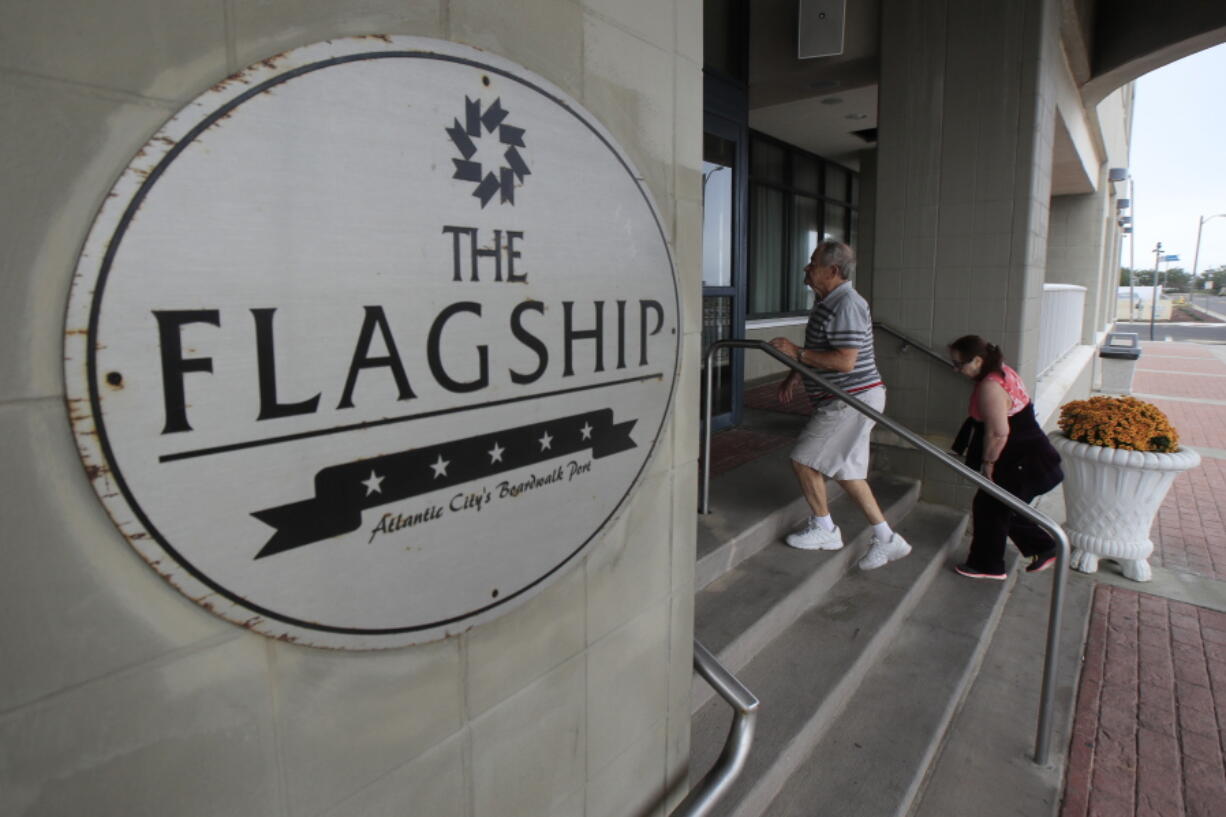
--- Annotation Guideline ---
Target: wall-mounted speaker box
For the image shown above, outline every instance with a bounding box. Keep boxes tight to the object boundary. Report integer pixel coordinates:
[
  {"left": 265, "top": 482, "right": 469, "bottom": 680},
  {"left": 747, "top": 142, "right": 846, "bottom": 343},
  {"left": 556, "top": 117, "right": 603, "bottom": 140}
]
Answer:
[{"left": 798, "top": 0, "right": 846, "bottom": 59}]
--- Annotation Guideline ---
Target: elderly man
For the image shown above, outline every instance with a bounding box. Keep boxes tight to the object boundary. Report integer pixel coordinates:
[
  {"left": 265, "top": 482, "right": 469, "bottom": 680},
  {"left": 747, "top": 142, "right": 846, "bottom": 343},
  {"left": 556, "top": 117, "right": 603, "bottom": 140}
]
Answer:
[{"left": 768, "top": 240, "right": 910, "bottom": 570}]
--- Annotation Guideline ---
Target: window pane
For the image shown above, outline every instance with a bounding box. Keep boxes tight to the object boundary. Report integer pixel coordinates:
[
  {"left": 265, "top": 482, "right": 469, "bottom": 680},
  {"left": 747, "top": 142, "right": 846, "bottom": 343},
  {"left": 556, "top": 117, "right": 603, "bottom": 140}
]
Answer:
[
  {"left": 850, "top": 174, "right": 860, "bottom": 206},
  {"left": 788, "top": 195, "right": 819, "bottom": 312},
  {"left": 826, "top": 163, "right": 849, "bottom": 202},
  {"left": 751, "top": 138, "right": 785, "bottom": 186},
  {"left": 824, "top": 203, "right": 849, "bottom": 244},
  {"left": 702, "top": 133, "right": 735, "bottom": 287},
  {"left": 702, "top": 295, "right": 734, "bottom": 416},
  {"left": 792, "top": 153, "right": 818, "bottom": 194},
  {"left": 749, "top": 185, "right": 784, "bottom": 314}
]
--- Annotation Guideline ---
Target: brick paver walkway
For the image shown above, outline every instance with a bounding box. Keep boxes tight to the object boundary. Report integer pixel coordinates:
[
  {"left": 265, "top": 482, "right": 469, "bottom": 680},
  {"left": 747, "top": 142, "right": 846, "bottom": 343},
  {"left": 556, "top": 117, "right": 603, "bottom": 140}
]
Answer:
[
  {"left": 1148, "top": 400, "right": 1226, "bottom": 452},
  {"left": 1133, "top": 369, "right": 1226, "bottom": 401},
  {"left": 1133, "top": 343, "right": 1226, "bottom": 582},
  {"left": 744, "top": 380, "right": 811, "bottom": 415},
  {"left": 1152, "top": 458, "right": 1226, "bottom": 581},
  {"left": 1139, "top": 345, "right": 1217, "bottom": 360},
  {"left": 707, "top": 428, "right": 792, "bottom": 478},
  {"left": 1063, "top": 341, "right": 1226, "bottom": 817},
  {"left": 1062, "top": 586, "right": 1226, "bottom": 817},
  {"left": 1138, "top": 358, "right": 1226, "bottom": 375}
]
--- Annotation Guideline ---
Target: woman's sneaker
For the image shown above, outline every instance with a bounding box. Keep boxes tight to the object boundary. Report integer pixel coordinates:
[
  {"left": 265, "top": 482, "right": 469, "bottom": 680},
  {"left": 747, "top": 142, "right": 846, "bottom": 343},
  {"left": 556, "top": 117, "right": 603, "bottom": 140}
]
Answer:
[
  {"left": 785, "top": 518, "right": 844, "bottom": 550},
  {"left": 858, "top": 533, "right": 911, "bottom": 570},
  {"left": 1026, "top": 550, "right": 1059, "bottom": 573},
  {"left": 954, "top": 563, "right": 1008, "bottom": 580}
]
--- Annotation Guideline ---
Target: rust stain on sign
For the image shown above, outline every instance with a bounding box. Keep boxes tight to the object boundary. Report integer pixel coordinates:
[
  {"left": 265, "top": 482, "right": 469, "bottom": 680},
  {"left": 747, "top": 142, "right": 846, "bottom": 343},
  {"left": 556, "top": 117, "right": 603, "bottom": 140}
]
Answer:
[{"left": 83, "top": 463, "right": 109, "bottom": 482}]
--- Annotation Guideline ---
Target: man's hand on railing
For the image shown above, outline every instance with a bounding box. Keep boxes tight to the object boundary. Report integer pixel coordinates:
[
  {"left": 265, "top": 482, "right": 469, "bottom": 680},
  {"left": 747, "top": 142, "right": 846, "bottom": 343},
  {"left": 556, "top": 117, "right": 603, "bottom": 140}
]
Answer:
[
  {"left": 769, "top": 337, "right": 803, "bottom": 404},
  {"left": 768, "top": 335, "right": 800, "bottom": 361}
]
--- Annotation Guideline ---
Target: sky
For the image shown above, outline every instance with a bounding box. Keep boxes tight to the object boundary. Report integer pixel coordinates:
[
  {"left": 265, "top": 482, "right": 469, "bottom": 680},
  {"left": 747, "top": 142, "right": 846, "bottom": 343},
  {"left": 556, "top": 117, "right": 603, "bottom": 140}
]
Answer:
[{"left": 1127, "top": 43, "right": 1226, "bottom": 277}]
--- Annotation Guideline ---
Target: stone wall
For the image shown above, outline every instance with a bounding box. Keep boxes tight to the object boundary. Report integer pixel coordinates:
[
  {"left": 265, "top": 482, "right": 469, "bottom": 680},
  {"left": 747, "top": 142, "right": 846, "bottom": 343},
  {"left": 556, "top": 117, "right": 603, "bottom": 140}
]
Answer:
[
  {"left": 871, "top": 0, "right": 1064, "bottom": 506},
  {"left": 0, "top": 3, "right": 702, "bottom": 816}
]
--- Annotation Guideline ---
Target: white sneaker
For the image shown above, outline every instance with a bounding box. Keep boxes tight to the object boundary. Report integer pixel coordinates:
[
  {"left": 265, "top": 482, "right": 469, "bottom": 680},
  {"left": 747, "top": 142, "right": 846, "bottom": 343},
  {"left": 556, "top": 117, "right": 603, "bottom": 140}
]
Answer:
[
  {"left": 785, "top": 518, "right": 844, "bottom": 551},
  {"left": 858, "top": 533, "right": 912, "bottom": 570}
]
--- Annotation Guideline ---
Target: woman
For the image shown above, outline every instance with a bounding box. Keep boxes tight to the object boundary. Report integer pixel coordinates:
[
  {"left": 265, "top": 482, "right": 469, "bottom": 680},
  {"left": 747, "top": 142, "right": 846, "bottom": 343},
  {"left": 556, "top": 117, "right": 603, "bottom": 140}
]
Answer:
[{"left": 948, "top": 335, "right": 1063, "bottom": 579}]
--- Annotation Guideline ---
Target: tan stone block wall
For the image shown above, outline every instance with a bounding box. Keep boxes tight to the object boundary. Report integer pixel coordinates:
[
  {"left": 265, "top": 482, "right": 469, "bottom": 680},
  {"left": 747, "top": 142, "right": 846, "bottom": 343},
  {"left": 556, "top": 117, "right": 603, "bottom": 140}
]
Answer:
[{"left": 0, "top": 2, "right": 701, "bottom": 815}]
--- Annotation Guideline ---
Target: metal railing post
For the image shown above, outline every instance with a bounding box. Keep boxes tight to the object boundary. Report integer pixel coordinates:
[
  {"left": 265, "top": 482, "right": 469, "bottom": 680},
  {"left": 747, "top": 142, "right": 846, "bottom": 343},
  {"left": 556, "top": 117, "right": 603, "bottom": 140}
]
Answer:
[
  {"left": 696, "top": 337, "right": 1069, "bottom": 765},
  {"left": 670, "top": 639, "right": 759, "bottom": 817},
  {"left": 1034, "top": 543, "right": 1069, "bottom": 765},
  {"left": 701, "top": 344, "right": 716, "bottom": 515}
]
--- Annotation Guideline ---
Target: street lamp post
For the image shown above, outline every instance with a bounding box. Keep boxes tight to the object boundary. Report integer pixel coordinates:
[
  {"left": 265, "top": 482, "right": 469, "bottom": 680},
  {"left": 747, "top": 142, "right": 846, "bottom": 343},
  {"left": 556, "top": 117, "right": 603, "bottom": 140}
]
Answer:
[
  {"left": 1113, "top": 175, "right": 1136, "bottom": 324},
  {"left": 1192, "top": 213, "right": 1226, "bottom": 312},
  {"left": 1150, "top": 242, "right": 1162, "bottom": 341}
]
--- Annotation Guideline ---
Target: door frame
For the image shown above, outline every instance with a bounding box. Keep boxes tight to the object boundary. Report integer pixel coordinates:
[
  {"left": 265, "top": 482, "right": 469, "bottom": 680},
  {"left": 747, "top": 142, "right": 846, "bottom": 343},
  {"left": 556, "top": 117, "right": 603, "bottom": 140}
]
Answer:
[{"left": 702, "top": 73, "right": 748, "bottom": 432}]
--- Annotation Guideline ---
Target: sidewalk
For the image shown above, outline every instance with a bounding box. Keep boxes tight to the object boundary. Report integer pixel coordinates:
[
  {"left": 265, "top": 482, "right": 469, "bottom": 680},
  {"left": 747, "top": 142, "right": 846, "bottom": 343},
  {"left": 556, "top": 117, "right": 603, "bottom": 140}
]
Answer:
[{"left": 1060, "top": 341, "right": 1226, "bottom": 817}]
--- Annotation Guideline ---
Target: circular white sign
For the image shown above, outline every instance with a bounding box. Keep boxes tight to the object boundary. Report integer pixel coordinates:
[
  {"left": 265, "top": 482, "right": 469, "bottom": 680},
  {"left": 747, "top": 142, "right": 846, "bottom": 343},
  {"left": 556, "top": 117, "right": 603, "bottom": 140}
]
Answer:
[{"left": 64, "top": 37, "right": 679, "bottom": 649}]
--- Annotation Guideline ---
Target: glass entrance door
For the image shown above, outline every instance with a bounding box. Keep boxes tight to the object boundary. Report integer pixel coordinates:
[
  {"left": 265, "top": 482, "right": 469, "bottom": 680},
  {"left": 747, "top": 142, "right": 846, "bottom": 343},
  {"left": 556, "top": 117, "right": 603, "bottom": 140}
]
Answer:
[{"left": 702, "top": 114, "right": 746, "bottom": 431}]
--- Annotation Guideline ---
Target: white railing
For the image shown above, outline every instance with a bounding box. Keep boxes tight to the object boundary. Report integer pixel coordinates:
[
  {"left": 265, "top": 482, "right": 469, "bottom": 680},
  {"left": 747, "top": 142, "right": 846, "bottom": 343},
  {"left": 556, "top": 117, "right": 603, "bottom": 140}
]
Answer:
[{"left": 1037, "top": 284, "right": 1086, "bottom": 378}]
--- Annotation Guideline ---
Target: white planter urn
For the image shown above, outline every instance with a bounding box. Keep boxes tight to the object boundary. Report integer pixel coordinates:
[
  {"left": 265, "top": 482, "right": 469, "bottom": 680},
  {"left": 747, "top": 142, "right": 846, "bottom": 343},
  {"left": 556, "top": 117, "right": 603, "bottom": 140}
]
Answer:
[{"left": 1049, "top": 433, "right": 1200, "bottom": 581}]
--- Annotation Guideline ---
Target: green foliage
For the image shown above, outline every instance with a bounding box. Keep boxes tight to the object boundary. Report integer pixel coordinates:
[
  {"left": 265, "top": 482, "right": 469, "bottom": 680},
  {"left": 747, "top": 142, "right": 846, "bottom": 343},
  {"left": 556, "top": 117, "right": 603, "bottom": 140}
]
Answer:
[
  {"left": 1163, "top": 267, "right": 1191, "bottom": 292},
  {"left": 1118, "top": 266, "right": 1191, "bottom": 291},
  {"left": 1202, "top": 265, "right": 1226, "bottom": 293},
  {"left": 1119, "top": 267, "right": 1154, "bottom": 287}
]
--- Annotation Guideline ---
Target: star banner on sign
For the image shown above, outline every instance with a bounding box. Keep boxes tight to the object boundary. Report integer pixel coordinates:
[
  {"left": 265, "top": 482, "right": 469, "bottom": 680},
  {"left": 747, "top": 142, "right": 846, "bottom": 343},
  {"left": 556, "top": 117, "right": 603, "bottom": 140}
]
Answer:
[{"left": 250, "top": 408, "right": 637, "bottom": 559}]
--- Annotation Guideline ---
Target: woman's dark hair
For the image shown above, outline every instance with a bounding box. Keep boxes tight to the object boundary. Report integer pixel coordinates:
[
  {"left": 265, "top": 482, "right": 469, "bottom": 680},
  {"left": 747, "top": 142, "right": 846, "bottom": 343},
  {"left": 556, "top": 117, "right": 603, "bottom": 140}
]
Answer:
[{"left": 948, "top": 335, "right": 1005, "bottom": 381}]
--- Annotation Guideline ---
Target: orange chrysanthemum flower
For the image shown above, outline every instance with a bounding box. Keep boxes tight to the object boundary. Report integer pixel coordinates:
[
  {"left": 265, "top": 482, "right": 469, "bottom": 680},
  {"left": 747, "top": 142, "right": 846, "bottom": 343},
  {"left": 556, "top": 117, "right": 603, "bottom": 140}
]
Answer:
[{"left": 1057, "top": 396, "right": 1180, "bottom": 453}]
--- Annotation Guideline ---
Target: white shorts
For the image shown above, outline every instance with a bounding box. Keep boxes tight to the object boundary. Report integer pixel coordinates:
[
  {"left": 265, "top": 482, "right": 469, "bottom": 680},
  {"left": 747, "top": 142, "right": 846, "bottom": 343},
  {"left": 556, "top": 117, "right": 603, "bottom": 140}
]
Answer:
[{"left": 790, "top": 386, "right": 885, "bottom": 481}]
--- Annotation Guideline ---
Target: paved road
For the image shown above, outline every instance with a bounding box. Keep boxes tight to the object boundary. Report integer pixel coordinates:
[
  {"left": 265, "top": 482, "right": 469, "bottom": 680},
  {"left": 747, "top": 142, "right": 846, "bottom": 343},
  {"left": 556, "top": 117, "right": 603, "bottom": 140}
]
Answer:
[{"left": 1186, "top": 292, "right": 1226, "bottom": 314}]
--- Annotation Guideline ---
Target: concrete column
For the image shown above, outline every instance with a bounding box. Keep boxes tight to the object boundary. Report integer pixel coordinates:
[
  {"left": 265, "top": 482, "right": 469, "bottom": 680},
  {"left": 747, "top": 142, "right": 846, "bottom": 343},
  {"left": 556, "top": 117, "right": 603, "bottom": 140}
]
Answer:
[
  {"left": 1047, "top": 186, "right": 1111, "bottom": 344},
  {"left": 1106, "top": 225, "right": 1126, "bottom": 330},
  {"left": 856, "top": 148, "right": 879, "bottom": 305},
  {"left": 871, "top": 0, "right": 1062, "bottom": 503}
]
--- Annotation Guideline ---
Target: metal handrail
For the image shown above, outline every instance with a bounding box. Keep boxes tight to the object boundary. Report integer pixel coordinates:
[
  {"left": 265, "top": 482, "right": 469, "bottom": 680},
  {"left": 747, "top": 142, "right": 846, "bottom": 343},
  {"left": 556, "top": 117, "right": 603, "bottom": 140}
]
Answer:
[
  {"left": 699, "top": 339, "right": 1069, "bottom": 766},
  {"left": 670, "top": 639, "right": 760, "bottom": 817},
  {"left": 872, "top": 320, "right": 955, "bottom": 370}
]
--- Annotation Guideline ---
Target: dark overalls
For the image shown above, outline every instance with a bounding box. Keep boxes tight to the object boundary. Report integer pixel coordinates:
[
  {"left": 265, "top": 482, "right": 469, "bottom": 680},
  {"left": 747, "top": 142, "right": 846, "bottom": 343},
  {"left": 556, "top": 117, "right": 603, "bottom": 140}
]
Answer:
[{"left": 952, "top": 403, "right": 1064, "bottom": 574}]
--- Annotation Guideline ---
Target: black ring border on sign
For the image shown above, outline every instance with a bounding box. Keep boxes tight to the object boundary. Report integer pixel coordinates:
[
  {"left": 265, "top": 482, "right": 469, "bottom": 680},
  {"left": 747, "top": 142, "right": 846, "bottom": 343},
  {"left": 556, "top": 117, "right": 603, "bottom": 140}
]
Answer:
[{"left": 82, "top": 48, "right": 680, "bottom": 637}]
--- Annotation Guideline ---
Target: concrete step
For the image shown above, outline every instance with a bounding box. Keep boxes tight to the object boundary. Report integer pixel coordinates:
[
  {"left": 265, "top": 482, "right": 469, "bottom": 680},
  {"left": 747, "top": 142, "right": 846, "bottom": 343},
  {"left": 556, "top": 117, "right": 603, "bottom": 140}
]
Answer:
[
  {"left": 696, "top": 445, "right": 817, "bottom": 592},
  {"left": 688, "top": 502, "right": 970, "bottom": 817},
  {"left": 910, "top": 488, "right": 1094, "bottom": 817},
  {"left": 696, "top": 444, "right": 916, "bottom": 591},
  {"left": 762, "top": 546, "right": 1019, "bottom": 817},
  {"left": 691, "top": 472, "right": 920, "bottom": 713}
]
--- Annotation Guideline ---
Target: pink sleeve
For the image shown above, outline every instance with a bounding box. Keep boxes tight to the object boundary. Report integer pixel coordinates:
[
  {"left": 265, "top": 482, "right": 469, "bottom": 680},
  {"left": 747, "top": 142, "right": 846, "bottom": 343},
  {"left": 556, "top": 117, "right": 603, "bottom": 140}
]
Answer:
[{"left": 982, "top": 372, "right": 1007, "bottom": 387}]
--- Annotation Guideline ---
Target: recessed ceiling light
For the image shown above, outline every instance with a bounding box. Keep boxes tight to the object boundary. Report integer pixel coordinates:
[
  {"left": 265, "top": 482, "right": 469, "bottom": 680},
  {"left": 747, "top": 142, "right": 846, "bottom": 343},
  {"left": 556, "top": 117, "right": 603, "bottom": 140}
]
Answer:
[
  {"left": 845, "top": 113, "right": 867, "bottom": 120},
  {"left": 820, "top": 97, "right": 844, "bottom": 106}
]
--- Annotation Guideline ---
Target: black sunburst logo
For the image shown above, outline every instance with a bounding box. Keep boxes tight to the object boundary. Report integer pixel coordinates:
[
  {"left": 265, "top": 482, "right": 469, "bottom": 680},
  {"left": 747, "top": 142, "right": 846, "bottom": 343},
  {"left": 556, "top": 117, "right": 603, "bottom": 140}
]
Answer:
[{"left": 446, "top": 97, "right": 531, "bottom": 207}]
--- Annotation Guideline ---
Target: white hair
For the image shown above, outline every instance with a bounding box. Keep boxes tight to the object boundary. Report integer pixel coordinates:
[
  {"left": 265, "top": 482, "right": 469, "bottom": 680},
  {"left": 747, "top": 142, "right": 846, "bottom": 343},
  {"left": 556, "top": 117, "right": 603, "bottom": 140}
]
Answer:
[{"left": 815, "top": 240, "right": 856, "bottom": 280}]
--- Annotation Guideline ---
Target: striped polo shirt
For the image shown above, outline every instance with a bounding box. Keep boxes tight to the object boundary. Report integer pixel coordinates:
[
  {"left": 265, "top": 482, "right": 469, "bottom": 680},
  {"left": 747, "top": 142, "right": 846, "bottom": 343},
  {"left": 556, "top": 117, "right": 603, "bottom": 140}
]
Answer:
[{"left": 803, "top": 280, "right": 882, "bottom": 400}]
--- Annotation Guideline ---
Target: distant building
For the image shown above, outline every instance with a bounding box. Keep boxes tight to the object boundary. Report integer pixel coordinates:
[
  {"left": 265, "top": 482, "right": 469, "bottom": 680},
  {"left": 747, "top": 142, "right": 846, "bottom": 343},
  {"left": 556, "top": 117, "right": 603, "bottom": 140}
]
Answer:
[{"left": 1117, "top": 286, "right": 1172, "bottom": 319}]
